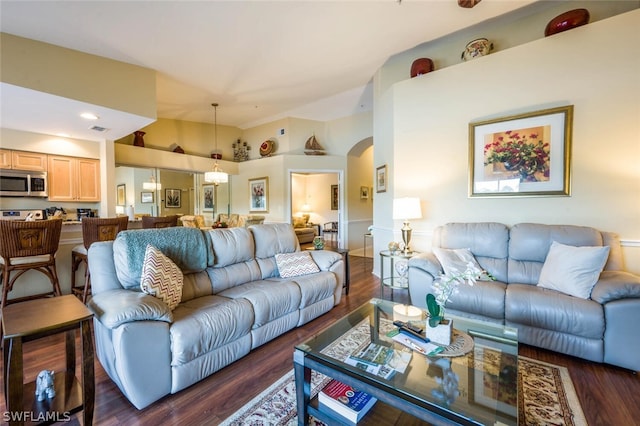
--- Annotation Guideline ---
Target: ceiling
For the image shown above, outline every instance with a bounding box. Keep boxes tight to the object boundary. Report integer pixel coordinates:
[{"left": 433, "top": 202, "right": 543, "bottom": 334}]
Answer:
[{"left": 0, "top": 0, "right": 539, "bottom": 141}]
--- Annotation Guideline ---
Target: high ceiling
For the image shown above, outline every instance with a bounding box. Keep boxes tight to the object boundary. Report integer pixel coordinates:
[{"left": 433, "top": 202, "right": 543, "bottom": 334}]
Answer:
[{"left": 0, "top": 0, "right": 539, "bottom": 140}]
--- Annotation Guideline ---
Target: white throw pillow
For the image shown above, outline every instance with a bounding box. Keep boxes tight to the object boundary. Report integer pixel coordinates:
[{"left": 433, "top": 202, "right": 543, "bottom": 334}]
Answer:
[
  {"left": 140, "top": 244, "right": 183, "bottom": 310},
  {"left": 275, "top": 251, "right": 320, "bottom": 278},
  {"left": 537, "top": 241, "right": 610, "bottom": 299},
  {"left": 433, "top": 247, "right": 483, "bottom": 277}
]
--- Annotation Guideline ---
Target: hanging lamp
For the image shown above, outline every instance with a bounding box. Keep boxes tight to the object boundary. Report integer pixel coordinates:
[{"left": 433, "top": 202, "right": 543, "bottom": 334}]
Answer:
[
  {"left": 204, "top": 103, "right": 228, "bottom": 185},
  {"left": 142, "top": 173, "right": 161, "bottom": 190}
]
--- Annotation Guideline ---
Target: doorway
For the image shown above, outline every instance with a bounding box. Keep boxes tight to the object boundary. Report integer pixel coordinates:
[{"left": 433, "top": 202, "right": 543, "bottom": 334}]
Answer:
[{"left": 290, "top": 170, "right": 343, "bottom": 248}]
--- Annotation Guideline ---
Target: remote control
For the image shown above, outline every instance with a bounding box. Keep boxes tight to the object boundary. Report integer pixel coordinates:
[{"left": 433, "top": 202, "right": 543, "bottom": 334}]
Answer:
[{"left": 393, "top": 320, "right": 430, "bottom": 343}]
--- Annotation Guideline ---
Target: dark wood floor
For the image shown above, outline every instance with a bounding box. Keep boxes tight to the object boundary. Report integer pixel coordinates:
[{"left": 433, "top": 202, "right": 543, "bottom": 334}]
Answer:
[{"left": 2, "top": 255, "right": 638, "bottom": 425}]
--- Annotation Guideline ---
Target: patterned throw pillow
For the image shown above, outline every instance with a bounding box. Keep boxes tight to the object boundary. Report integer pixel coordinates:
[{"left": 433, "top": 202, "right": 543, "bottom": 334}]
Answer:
[
  {"left": 140, "top": 244, "right": 183, "bottom": 310},
  {"left": 275, "top": 251, "right": 320, "bottom": 278}
]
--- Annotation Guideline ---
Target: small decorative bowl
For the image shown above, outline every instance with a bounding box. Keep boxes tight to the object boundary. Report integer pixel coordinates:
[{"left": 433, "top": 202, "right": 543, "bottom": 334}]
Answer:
[{"left": 461, "top": 38, "right": 493, "bottom": 61}]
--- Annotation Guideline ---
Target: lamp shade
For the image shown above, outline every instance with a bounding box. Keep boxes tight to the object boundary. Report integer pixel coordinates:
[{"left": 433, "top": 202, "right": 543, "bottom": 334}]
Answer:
[{"left": 393, "top": 197, "right": 422, "bottom": 220}]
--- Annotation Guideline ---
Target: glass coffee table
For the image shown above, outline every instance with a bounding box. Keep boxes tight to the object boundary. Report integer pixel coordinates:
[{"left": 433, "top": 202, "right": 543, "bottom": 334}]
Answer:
[{"left": 293, "top": 298, "right": 518, "bottom": 425}]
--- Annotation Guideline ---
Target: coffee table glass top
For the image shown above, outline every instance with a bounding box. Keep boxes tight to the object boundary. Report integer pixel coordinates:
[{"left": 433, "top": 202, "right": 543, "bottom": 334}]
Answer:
[{"left": 295, "top": 298, "right": 518, "bottom": 425}]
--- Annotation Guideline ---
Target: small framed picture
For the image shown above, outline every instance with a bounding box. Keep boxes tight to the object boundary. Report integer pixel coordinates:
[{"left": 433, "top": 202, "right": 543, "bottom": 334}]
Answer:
[
  {"left": 360, "top": 186, "right": 370, "bottom": 200},
  {"left": 376, "top": 165, "right": 387, "bottom": 193},
  {"left": 203, "top": 185, "right": 215, "bottom": 212},
  {"left": 141, "top": 192, "right": 154, "bottom": 204},
  {"left": 249, "top": 177, "right": 269, "bottom": 212},
  {"left": 165, "top": 188, "right": 181, "bottom": 208},
  {"left": 116, "top": 184, "right": 126, "bottom": 206},
  {"left": 331, "top": 184, "right": 339, "bottom": 210}
]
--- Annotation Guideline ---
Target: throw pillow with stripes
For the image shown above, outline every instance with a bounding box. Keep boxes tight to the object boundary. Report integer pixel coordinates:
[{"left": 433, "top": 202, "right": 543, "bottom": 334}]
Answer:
[
  {"left": 140, "top": 244, "right": 183, "bottom": 310},
  {"left": 275, "top": 251, "right": 320, "bottom": 278}
]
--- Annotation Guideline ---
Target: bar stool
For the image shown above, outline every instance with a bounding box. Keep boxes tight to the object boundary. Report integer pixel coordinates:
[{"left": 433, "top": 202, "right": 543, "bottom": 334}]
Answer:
[
  {"left": 71, "top": 216, "right": 128, "bottom": 303},
  {"left": 0, "top": 219, "right": 63, "bottom": 311},
  {"left": 142, "top": 215, "right": 179, "bottom": 229}
]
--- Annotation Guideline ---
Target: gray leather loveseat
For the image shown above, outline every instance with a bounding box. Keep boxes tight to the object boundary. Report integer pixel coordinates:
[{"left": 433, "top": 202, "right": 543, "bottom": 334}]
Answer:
[
  {"left": 87, "top": 223, "right": 344, "bottom": 409},
  {"left": 408, "top": 222, "right": 640, "bottom": 372}
]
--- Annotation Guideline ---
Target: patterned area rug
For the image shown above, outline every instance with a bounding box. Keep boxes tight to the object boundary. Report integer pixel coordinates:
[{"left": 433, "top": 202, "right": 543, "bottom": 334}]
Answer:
[{"left": 220, "top": 320, "right": 587, "bottom": 426}]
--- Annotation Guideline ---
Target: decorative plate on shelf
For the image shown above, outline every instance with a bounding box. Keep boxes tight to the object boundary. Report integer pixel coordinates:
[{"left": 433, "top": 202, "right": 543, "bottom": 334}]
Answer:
[{"left": 260, "top": 140, "right": 275, "bottom": 157}]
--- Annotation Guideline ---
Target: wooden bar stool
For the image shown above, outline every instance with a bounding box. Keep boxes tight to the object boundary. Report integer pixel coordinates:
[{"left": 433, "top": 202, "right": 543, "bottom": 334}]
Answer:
[
  {"left": 0, "top": 219, "right": 63, "bottom": 312},
  {"left": 142, "top": 215, "right": 179, "bottom": 229},
  {"left": 71, "top": 216, "right": 128, "bottom": 303}
]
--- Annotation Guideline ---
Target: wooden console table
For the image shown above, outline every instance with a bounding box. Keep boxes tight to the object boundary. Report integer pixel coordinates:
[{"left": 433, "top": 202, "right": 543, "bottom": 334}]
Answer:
[{"left": 2, "top": 295, "right": 94, "bottom": 425}]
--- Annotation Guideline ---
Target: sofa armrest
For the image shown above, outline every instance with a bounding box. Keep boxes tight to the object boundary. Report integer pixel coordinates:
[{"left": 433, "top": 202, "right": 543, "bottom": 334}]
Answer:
[
  {"left": 407, "top": 252, "right": 442, "bottom": 278},
  {"left": 88, "top": 289, "right": 173, "bottom": 329},
  {"left": 308, "top": 250, "right": 342, "bottom": 271},
  {"left": 591, "top": 271, "right": 640, "bottom": 304},
  {"left": 407, "top": 253, "right": 442, "bottom": 309}
]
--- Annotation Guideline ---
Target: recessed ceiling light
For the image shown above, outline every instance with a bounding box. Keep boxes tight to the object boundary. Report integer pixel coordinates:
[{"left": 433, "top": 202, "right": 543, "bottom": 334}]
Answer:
[{"left": 80, "top": 112, "right": 99, "bottom": 120}]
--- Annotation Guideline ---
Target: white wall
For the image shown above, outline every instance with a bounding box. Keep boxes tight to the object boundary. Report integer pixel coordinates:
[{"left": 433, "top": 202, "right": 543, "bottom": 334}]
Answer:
[{"left": 374, "top": 10, "right": 640, "bottom": 273}]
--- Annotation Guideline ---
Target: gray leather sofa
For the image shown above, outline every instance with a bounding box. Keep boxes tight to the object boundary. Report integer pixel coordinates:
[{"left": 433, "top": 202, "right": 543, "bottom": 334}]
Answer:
[
  {"left": 408, "top": 222, "right": 640, "bottom": 372},
  {"left": 87, "top": 223, "right": 344, "bottom": 409}
]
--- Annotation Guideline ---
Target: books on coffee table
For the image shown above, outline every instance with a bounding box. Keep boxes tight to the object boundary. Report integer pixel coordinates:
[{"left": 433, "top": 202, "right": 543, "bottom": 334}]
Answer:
[{"left": 318, "top": 379, "right": 377, "bottom": 424}]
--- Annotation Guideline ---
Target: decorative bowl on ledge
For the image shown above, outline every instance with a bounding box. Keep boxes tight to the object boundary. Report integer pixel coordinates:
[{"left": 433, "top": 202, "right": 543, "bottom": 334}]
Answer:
[{"left": 545, "top": 9, "right": 590, "bottom": 37}]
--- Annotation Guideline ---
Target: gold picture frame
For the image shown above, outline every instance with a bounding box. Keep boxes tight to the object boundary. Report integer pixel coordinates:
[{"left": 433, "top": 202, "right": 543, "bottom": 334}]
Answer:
[
  {"left": 376, "top": 165, "right": 387, "bottom": 193},
  {"left": 249, "top": 177, "right": 269, "bottom": 212},
  {"left": 469, "top": 105, "right": 573, "bottom": 197}
]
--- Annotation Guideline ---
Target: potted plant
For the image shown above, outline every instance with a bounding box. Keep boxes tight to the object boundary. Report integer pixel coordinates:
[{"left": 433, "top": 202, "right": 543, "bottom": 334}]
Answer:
[{"left": 426, "top": 262, "right": 492, "bottom": 345}]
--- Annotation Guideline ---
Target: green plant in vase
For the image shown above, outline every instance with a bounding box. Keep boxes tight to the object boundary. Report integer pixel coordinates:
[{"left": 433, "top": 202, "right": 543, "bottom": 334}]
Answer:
[{"left": 427, "top": 262, "right": 493, "bottom": 327}]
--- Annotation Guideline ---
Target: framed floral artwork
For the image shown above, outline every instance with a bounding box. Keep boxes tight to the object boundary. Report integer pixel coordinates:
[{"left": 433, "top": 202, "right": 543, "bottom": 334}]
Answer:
[
  {"left": 203, "top": 185, "right": 214, "bottom": 212},
  {"left": 249, "top": 177, "right": 269, "bottom": 212},
  {"left": 165, "top": 188, "right": 181, "bottom": 208},
  {"left": 469, "top": 105, "right": 573, "bottom": 197}
]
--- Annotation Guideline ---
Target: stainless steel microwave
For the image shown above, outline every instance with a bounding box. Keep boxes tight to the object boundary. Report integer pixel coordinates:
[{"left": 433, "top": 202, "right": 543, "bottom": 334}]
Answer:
[{"left": 0, "top": 169, "right": 48, "bottom": 197}]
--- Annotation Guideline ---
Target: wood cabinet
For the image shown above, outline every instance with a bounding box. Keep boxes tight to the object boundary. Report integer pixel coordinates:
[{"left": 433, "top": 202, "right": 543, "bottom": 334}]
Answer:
[
  {"left": 0, "top": 149, "right": 47, "bottom": 171},
  {"left": 48, "top": 155, "right": 100, "bottom": 202}
]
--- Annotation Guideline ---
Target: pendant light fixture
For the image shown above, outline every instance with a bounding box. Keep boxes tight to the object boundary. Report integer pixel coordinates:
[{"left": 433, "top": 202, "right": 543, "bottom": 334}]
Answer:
[
  {"left": 143, "top": 172, "right": 161, "bottom": 190},
  {"left": 204, "top": 102, "right": 228, "bottom": 185}
]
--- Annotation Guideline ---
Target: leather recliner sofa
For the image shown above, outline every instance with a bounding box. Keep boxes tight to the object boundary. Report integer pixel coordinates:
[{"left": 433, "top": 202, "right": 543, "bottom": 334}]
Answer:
[
  {"left": 408, "top": 222, "right": 640, "bottom": 372},
  {"left": 87, "top": 223, "right": 344, "bottom": 409}
]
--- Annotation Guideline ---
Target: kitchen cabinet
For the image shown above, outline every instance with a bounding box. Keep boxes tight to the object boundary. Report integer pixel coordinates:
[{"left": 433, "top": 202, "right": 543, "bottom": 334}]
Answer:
[
  {"left": 48, "top": 155, "right": 100, "bottom": 202},
  {"left": 0, "top": 149, "right": 47, "bottom": 171}
]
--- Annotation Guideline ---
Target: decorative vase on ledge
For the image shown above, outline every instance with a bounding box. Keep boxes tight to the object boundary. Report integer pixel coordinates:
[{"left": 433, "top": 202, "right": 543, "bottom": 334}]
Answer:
[{"left": 133, "top": 131, "right": 145, "bottom": 147}]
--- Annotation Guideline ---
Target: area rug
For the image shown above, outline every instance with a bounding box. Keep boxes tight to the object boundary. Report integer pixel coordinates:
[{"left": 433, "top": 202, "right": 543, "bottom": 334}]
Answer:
[{"left": 220, "top": 319, "right": 587, "bottom": 426}]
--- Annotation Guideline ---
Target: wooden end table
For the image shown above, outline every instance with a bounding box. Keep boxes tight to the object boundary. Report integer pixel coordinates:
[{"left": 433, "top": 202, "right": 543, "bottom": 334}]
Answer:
[{"left": 2, "top": 295, "right": 94, "bottom": 425}]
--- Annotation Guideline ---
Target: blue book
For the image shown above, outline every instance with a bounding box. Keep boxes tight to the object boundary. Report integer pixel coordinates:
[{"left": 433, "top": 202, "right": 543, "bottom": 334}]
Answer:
[{"left": 318, "top": 379, "right": 377, "bottom": 424}]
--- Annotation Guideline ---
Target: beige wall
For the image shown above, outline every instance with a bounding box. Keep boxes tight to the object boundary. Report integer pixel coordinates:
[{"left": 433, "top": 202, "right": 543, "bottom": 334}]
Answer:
[
  {"left": 373, "top": 10, "right": 640, "bottom": 273},
  {"left": 1, "top": 32, "right": 156, "bottom": 119}
]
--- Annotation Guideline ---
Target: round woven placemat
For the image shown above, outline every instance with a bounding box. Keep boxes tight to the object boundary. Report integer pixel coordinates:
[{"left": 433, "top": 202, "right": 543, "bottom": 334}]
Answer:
[{"left": 436, "top": 329, "right": 474, "bottom": 357}]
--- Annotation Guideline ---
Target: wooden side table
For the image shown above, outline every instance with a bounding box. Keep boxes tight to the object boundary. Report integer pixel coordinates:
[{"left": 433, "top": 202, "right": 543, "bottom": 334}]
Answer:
[{"left": 2, "top": 295, "right": 94, "bottom": 425}]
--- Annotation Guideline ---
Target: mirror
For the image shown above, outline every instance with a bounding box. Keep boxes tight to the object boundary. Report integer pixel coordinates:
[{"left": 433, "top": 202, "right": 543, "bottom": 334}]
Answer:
[{"left": 115, "top": 165, "right": 231, "bottom": 222}]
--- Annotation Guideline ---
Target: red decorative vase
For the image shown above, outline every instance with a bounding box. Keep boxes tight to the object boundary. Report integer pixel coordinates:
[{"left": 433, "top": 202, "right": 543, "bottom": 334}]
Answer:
[
  {"left": 545, "top": 9, "right": 590, "bottom": 37},
  {"left": 410, "top": 58, "right": 434, "bottom": 78},
  {"left": 133, "top": 131, "right": 145, "bottom": 147}
]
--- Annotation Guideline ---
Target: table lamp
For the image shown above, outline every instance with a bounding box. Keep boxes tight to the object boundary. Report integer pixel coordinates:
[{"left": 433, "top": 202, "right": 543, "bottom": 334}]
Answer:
[{"left": 393, "top": 197, "right": 422, "bottom": 254}]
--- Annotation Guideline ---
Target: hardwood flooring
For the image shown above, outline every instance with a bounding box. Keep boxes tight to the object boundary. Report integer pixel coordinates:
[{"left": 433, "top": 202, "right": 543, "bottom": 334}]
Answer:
[{"left": 1, "top": 255, "right": 638, "bottom": 425}]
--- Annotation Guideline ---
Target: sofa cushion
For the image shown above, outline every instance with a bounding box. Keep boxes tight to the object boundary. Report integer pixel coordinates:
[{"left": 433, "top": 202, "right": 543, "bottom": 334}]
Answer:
[
  {"left": 206, "top": 227, "right": 255, "bottom": 267},
  {"left": 114, "top": 228, "right": 207, "bottom": 289},
  {"left": 218, "top": 280, "right": 302, "bottom": 328},
  {"left": 445, "top": 280, "right": 507, "bottom": 320},
  {"left": 140, "top": 245, "right": 184, "bottom": 310},
  {"left": 433, "top": 247, "right": 483, "bottom": 276},
  {"left": 508, "top": 223, "right": 604, "bottom": 285},
  {"left": 537, "top": 241, "right": 610, "bottom": 299},
  {"left": 293, "top": 216, "right": 308, "bottom": 228},
  {"left": 434, "top": 223, "right": 509, "bottom": 282},
  {"left": 275, "top": 251, "right": 320, "bottom": 278},
  {"left": 170, "top": 296, "right": 254, "bottom": 366},
  {"left": 506, "top": 284, "right": 604, "bottom": 339}
]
